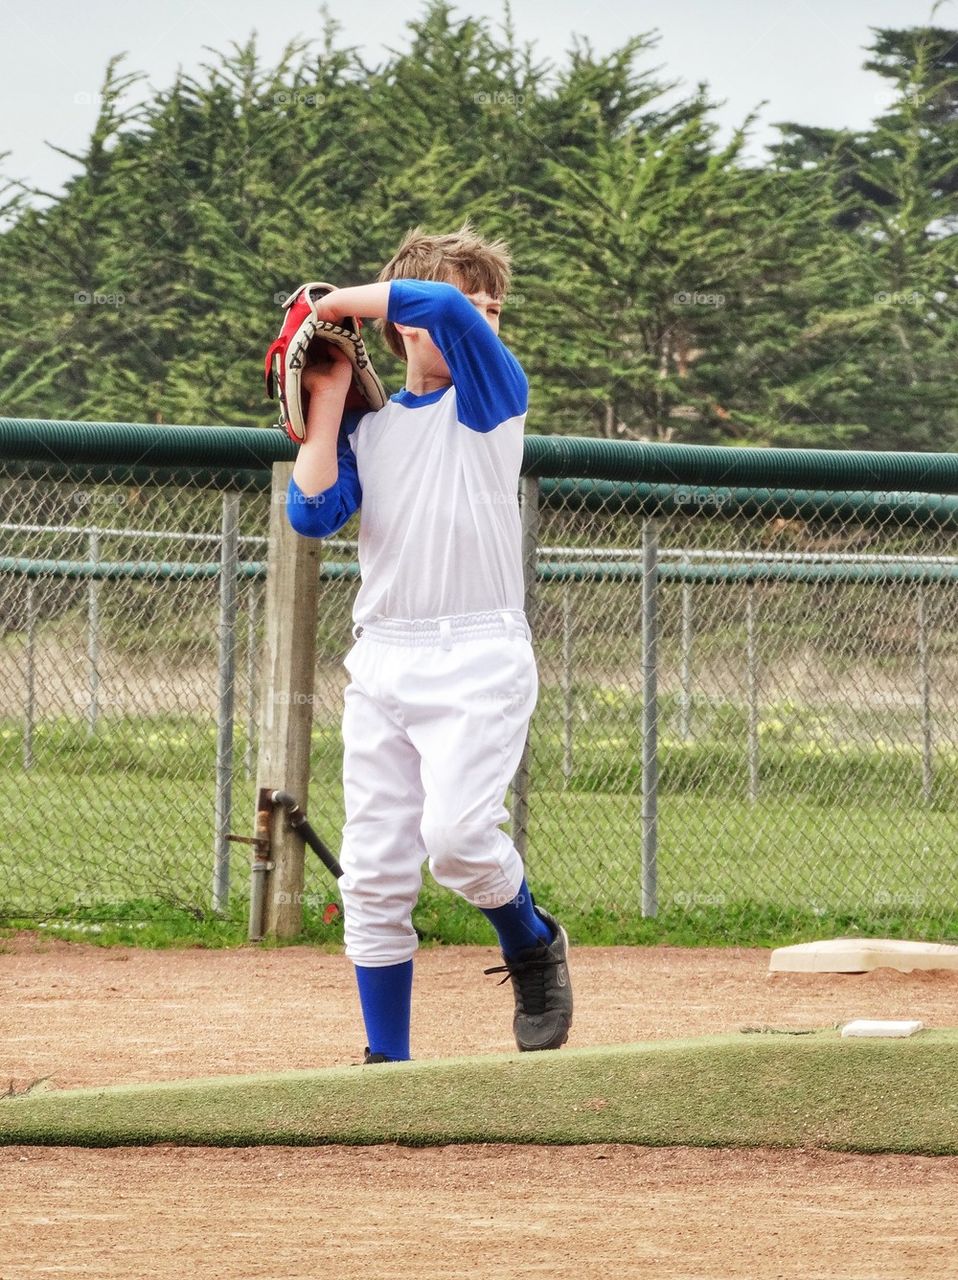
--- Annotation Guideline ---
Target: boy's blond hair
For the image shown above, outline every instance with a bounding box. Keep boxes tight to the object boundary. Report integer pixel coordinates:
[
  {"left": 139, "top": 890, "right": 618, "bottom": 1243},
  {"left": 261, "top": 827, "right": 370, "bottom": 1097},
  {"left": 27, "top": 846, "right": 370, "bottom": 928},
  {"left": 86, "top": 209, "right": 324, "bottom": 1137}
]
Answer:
[{"left": 376, "top": 220, "right": 512, "bottom": 360}]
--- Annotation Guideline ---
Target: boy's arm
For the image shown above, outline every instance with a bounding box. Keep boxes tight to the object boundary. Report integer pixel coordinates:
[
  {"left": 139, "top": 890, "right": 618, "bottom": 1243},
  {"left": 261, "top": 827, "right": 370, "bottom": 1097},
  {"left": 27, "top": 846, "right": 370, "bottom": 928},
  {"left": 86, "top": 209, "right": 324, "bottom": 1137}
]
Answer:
[
  {"left": 287, "top": 348, "right": 363, "bottom": 539},
  {"left": 313, "top": 283, "right": 391, "bottom": 324},
  {"left": 317, "top": 280, "right": 528, "bottom": 433},
  {"left": 287, "top": 421, "right": 362, "bottom": 539}
]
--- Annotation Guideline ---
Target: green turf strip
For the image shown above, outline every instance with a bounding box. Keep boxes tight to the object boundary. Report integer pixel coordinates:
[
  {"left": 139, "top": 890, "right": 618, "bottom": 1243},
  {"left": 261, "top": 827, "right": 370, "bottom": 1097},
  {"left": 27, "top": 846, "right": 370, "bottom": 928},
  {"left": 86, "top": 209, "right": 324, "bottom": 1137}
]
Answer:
[{"left": 3, "top": 1030, "right": 958, "bottom": 1154}]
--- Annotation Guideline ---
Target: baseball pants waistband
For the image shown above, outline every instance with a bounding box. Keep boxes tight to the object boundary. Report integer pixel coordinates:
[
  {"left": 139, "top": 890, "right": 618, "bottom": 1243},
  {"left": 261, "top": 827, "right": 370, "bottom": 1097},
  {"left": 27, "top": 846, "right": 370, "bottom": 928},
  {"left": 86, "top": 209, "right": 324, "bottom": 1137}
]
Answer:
[{"left": 351, "top": 609, "right": 531, "bottom": 648}]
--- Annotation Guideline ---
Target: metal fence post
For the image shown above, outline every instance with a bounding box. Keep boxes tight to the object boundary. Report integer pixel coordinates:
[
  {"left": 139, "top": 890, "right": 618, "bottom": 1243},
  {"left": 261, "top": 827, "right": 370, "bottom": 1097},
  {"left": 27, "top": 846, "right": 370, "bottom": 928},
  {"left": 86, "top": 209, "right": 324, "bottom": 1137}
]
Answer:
[
  {"left": 746, "top": 584, "right": 759, "bottom": 804},
  {"left": 23, "top": 580, "right": 37, "bottom": 770},
  {"left": 918, "top": 587, "right": 933, "bottom": 805},
  {"left": 87, "top": 529, "right": 100, "bottom": 735},
  {"left": 213, "top": 492, "right": 240, "bottom": 913},
  {"left": 245, "top": 580, "right": 260, "bottom": 781},
  {"left": 641, "top": 520, "right": 659, "bottom": 917},
  {"left": 562, "top": 583, "right": 575, "bottom": 785},
  {"left": 512, "top": 474, "right": 539, "bottom": 860},
  {"left": 679, "top": 568, "right": 693, "bottom": 740}
]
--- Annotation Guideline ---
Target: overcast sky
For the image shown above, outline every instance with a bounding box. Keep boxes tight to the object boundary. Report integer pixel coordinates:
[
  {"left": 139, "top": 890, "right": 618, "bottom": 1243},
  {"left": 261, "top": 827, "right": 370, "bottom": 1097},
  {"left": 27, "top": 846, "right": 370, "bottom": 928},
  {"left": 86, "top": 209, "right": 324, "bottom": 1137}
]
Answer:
[{"left": 0, "top": 0, "right": 946, "bottom": 197}]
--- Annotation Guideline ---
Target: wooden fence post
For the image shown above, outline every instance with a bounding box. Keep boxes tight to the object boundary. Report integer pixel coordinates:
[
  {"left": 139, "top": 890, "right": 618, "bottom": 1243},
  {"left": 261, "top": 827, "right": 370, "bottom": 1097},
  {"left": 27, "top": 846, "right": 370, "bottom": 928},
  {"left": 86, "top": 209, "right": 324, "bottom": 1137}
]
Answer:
[{"left": 252, "top": 462, "right": 321, "bottom": 939}]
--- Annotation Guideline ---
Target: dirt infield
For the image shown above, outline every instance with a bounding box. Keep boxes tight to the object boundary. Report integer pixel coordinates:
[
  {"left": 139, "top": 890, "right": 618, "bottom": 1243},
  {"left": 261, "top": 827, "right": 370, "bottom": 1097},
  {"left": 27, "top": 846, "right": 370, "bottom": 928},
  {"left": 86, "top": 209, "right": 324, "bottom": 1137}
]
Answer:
[
  {"left": 3, "top": 1143, "right": 958, "bottom": 1279},
  {"left": 6, "top": 932, "right": 958, "bottom": 1091},
  {"left": 4, "top": 934, "right": 958, "bottom": 1278}
]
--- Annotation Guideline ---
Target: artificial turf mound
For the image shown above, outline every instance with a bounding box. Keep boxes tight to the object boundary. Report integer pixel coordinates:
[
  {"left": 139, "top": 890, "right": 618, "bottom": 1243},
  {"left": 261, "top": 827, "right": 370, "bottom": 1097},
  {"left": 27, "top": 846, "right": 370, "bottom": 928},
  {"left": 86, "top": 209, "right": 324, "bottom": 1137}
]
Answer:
[{"left": 3, "top": 1029, "right": 957, "bottom": 1154}]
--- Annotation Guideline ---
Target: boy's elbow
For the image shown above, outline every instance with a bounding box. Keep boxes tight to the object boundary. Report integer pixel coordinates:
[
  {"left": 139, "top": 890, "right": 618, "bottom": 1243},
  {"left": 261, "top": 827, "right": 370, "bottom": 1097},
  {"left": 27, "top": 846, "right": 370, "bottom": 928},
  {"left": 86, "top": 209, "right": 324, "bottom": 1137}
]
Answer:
[
  {"left": 287, "top": 484, "right": 339, "bottom": 538},
  {"left": 287, "top": 502, "right": 320, "bottom": 538},
  {"left": 434, "top": 281, "right": 476, "bottom": 324},
  {"left": 395, "top": 279, "right": 470, "bottom": 325},
  {"left": 430, "top": 280, "right": 468, "bottom": 308}
]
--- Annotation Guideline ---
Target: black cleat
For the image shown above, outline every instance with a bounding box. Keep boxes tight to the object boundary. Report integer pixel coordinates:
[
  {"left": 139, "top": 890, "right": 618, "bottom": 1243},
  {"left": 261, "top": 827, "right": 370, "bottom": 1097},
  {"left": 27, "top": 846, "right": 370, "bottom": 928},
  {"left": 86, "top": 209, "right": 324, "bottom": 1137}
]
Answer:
[
  {"left": 363, "top": 1047, "right": 392, "bottom": 1064},
  {"left": 484, "top": 908, "right": 573, "bottom": 1051}
]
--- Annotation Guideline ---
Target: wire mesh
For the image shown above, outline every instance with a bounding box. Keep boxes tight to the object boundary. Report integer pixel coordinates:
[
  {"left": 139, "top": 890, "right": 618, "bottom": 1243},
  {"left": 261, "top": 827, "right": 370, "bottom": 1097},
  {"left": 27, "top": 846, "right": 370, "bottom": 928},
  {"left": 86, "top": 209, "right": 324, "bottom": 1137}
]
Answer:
[
  {"left": 529, "top": 483, "right": 958, "bottom": 936},
  {"left": 3, "top": 454, "right": 958, "bottom": 938}
]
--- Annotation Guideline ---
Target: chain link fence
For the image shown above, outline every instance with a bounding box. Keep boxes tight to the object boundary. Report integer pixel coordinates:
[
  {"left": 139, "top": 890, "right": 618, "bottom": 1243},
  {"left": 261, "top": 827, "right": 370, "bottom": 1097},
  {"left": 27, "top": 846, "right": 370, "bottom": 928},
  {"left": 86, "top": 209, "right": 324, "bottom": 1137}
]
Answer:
[
  {"left": 529, "top": 479, "right": 958, "bottom": 936},
  {"left": 3, "top": 421, "right": 958, "bottom": 940}
]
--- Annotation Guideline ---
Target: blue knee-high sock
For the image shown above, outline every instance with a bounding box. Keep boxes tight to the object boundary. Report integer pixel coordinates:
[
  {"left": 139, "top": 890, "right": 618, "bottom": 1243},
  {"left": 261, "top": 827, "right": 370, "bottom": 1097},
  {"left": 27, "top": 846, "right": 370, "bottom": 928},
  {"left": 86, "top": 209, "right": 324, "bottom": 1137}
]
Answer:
[
  {"left": 479, "top": 877, "right": 554, "bottom": 960},
  {"left": 354, "top": 960, "right": 413, "bottom": 1061}
]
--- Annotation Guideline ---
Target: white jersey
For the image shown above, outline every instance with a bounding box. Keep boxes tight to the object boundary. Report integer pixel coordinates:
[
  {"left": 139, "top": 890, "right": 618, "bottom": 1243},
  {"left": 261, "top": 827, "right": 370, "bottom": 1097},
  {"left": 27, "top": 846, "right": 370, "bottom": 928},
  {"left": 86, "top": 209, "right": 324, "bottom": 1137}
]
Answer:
[{"left": 287, "top": 278, "right": 529, "bottom": 625}]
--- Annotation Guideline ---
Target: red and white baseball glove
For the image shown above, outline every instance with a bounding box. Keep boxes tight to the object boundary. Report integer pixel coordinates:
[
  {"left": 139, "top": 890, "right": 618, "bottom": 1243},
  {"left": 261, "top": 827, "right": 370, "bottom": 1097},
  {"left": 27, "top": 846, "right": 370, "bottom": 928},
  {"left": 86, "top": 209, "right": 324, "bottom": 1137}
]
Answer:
[{"left": 264, "top": 282, "right": 388, "bottom": 444}]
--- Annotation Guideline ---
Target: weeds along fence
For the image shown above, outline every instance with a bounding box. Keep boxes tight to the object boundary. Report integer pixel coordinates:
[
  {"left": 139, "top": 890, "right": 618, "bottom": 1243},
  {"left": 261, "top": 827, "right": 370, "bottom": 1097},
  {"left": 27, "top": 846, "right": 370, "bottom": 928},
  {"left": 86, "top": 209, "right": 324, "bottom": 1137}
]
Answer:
[{"left": 3, "top": 417, "right": 958, "bottom": 940}]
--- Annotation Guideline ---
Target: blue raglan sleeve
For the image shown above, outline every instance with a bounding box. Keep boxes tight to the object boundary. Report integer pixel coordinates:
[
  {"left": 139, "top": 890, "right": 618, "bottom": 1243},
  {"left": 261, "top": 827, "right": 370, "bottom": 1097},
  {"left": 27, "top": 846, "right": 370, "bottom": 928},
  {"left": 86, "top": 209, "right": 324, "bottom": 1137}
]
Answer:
[
  {"left": 286, "top": 408, "right": 364, "bottom": 539},
  {"left": 387, "top": 279, "right": 528, "bottom": 432}
]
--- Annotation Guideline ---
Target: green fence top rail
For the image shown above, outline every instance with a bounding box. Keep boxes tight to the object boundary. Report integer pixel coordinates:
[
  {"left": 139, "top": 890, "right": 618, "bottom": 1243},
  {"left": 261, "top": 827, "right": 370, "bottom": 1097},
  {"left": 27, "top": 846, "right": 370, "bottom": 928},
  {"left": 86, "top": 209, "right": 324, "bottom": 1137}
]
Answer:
[
  {"left": 523, "top": 435, "right": 958, "bottom": 492},
  {"left": 0, "top": 418, "right": 292, "bottom": 479},
  {"left": 5, "top": 418, "right": 958, "bottom": 496}
]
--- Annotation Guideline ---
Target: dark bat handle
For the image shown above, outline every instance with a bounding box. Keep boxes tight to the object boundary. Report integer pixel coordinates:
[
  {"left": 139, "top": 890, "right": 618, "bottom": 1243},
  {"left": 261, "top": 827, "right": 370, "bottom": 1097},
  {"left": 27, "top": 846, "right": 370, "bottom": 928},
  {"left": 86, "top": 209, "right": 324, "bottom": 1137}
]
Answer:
[{"left": 271, "top": 790, "right": 343, "bottom": 879}]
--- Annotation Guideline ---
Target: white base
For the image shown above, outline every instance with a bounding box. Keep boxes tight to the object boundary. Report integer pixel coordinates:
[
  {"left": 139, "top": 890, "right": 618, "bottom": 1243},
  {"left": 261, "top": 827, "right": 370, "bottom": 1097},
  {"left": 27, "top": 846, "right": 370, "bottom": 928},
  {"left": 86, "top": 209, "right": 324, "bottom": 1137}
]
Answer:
[
  {"left": 769, "top": 937, "right": 958, "bottom": 974},
  {"left": 841, "top": 1018, "right": 924, "bottom": 1038}
]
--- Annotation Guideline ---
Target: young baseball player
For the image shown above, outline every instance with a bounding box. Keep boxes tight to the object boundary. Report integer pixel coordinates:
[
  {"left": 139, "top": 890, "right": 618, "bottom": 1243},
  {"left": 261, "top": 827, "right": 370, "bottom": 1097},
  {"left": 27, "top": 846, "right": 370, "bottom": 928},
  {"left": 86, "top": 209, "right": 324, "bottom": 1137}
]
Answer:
[{"left": 285, "top": 223, "right": 572, "bottom": 1062}]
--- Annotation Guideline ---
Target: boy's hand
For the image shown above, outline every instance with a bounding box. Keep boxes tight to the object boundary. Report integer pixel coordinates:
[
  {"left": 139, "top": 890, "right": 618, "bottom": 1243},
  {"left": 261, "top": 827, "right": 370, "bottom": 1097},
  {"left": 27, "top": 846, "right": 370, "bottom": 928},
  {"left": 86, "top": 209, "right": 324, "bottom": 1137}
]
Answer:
[
  {"left": 302, "top": 344, "right": 353, "bottom": 398},
  {"left": 264, "top": 281, "right": 388, "bottom": 444}
]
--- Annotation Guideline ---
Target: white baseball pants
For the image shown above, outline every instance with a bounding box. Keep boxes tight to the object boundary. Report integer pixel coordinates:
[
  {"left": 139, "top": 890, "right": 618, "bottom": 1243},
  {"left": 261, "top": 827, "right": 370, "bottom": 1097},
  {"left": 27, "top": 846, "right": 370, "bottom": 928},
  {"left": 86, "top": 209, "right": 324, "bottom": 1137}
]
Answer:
[{"left": 337, "top": 609, "right": 538, "bottom": 967}]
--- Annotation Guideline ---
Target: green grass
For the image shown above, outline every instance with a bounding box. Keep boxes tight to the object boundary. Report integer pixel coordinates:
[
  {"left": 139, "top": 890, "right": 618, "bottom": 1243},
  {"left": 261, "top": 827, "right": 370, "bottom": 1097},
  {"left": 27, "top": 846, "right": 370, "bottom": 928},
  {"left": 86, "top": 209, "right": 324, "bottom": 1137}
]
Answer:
[
  {"left": 3, "top": 709, "right": 958, "bottom": 948},
  {"left": 3, "top": 1030, "right": 957, "bottom": 1154},
  {"left": 5, "top": 768, "right": 958, "bottom": 948}
]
